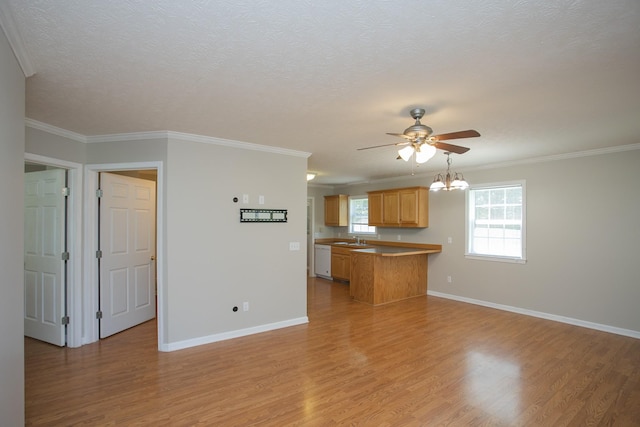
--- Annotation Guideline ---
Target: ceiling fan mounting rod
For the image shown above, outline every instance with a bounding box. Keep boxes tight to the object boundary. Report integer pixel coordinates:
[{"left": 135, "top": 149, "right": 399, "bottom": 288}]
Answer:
[{"left": 410, "top": 108, "right": 426, "bottom": 121}]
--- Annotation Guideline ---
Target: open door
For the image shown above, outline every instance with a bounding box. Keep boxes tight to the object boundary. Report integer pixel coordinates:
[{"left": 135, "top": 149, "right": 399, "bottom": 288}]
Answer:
[
  {"left": 99, "top": 172, "right": 156, "bottom": 338},
  {"left": 24, "top": 169, "right": 67, "bottom": 346}
]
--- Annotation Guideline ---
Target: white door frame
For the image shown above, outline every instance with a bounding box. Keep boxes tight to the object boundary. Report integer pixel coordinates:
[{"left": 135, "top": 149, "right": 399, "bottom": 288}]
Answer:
[
  {"left": 307, "top": 196, "right": 315, "bottom": 277},
  {"left": 84, "top": 161, "right": 165, "bottom": 350},
  {"left": 24, "top": 153, "right": 83, "bottom": 348}
]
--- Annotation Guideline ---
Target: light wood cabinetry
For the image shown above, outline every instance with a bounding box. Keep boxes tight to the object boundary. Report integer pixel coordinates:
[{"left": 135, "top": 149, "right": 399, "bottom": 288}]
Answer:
[
  {"left": 367, "top": 186, "right": 429, "bottom": 228},
  {"left": 331, "top": 246, "right": 352, "bottom": 281},
  {"left": 350, "top": 250, "right": 429, "bottom": 305},
  {"left": 324, "top": 194, "right": 348, "bottom": 226},
  {"left": 368, "top": 192, "right": 383, "bottom": 225}
]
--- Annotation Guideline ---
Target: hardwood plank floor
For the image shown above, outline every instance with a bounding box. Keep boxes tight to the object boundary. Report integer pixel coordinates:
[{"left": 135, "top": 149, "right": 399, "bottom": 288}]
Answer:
[{"left": 25, "top": 278, "right": 640, "bottom": 426}]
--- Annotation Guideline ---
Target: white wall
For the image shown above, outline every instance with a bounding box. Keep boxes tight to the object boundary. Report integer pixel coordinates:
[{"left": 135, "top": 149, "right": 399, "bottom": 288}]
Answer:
[
  {"left": 25, "top": 125, "right": 86, "bottom": 164},
  {"left": 334, "top": 147, "right": 640, "bottom": 335},
  {"left": 0, "top": 26, "right": 25, "bottom": 426},
  {"left": 26, "top": 127, "right": 310, "bottom": 349},
  {"left": 166, "top": 138, "right": 309, "bottom": 347}
]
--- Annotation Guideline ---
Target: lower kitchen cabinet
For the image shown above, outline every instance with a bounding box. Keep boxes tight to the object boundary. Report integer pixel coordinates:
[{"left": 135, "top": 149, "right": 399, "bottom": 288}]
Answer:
[{"left": 331, "top": 246, "right": 351, "bottom": 281}]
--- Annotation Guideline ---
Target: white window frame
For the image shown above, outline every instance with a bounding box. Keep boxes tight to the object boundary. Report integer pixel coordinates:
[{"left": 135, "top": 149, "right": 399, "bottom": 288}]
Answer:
[
  {"left": 348, "top": 195, "right": 376, "bottom": 235},
  {"left": 465, "top": 180, "right": 527, "bottom": 264}
]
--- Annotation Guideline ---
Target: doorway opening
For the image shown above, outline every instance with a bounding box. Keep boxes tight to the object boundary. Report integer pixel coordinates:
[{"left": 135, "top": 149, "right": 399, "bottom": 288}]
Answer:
[
  {"left": 24, "top": 153, "right": 83, "bottom": 348},
  {"left": 98, "top": 170, "right": 157, "bottom": 339},
  {"left": 307, "top": 197, "right": 315, "bottom": 277},
  {"left": 84, "top": 161, "right": 165, "bottom": 350}
]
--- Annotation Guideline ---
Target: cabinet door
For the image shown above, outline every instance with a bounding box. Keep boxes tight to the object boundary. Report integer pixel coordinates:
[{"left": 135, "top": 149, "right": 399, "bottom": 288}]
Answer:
[
  {"left": 382, "top": 191, "right": 400, "bottom": 226},
  {"left": 324, "top": 195, "right": 348, "bottom": 226},
  {"left": 324, "top": 196, "right": 339, "bottom": 226},
  {"left": 331, "top": 253, "right": 348, "bottom": 280},
  {"left": 368, "top": 193, "right": 383, "bottom": 226},
  {"left": 399, "top": 187, "right": 429, "bottom": 227},
  {"left": 399, "top": 189, "right": 419, "bottom": 226}
]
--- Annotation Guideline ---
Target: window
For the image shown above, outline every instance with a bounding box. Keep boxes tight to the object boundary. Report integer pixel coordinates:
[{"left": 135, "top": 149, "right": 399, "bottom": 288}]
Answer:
[
  {"left": 349, "top": 196, "right": 376, "bottom": 234},
  {"left": 466, "top": 181, "right": 526, "bottom": 263}
]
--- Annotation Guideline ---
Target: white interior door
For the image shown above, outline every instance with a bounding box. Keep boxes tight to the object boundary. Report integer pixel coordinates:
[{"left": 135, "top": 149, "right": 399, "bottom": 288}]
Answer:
[
  {"left": 99, "top": 172, "right": 156, "bottom": 338},
  {"left": 24, "top": 169, "right": 67, "bottom": 346}
]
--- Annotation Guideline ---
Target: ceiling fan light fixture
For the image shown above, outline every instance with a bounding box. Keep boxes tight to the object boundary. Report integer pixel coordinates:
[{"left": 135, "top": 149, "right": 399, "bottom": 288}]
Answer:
[
  {"left": 398, "top": 145, "right": 415, "bottom": 162},
  {"left": 415, "top": 144, "right": 436, "bottom": 164}
]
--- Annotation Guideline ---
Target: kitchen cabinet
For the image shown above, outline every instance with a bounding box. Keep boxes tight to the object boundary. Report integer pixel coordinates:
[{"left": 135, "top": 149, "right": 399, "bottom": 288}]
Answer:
[
  {"left": 367, "top": 186, "right": 429, "bottom": 228},
  {"left": 350, "top": 247, "right": 435, "bottom": 305},
  {"left": 331, "top": 246, "right": 352, "bottom": 281},
  {"left": 324, "top": 194, "right": 348, "bottom": 226}
]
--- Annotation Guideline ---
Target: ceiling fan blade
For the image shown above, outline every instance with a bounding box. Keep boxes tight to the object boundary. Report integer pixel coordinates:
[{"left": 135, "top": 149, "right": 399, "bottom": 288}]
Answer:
[
  {"left": 357, "top": 141, "right": 409, "bottom": 151},
  {"left": 433, "top": 141, "right": 470, "bottom": 154},
  {"left": 431, "top": 130, "right": 480, "bottom": 141},
  {"left": 386, "top": 132, "right": 413, "bottom": 140}
]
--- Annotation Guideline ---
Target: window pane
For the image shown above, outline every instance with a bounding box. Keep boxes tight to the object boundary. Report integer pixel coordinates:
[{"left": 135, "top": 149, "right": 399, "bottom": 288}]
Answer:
[
  {"left": 476, "top": 206, "right": 489, "bottom": 219},
  {"left": 475, "top": 190, "right": 489, "bottom": 205},
  {"left": 490, "top": 189, "right": 505, "bottom": 204},
  {"left": 490, "top": 206, "right": 505, "bottom": 220},
  {"left": 506, "top": 187, "right": 522, "bottom": 204}
]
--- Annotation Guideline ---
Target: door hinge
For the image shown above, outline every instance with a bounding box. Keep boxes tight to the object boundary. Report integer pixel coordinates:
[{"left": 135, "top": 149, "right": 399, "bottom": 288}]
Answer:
[
  {"left": 96, "top": 311, "right": 103, "bottom": 319},
  {"left": 62, "top": 187, "right": 70, "bottom": 197},
  {"left": 96, "top": 250, "right": 102, "bottom": 259},
  {"left": 96, "top": 188, "right": 103, "bottom": 198},
  {"left": 61, "top": 316, "right": 70, "bottom": 325},
  {"left": 61, "top": 251, "right": 70, "bottom": 261}
]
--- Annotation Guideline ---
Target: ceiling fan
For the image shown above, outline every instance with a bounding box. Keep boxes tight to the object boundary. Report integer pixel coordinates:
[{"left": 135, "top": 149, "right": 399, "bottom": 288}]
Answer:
[{"left": 358, "top": 108, "right": 480, "bottom": 163}]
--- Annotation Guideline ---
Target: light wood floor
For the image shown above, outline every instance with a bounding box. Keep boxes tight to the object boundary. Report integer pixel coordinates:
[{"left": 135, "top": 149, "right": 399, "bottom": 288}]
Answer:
[{"left": 26, "top": 278, "right": 640, "bottom": 426}]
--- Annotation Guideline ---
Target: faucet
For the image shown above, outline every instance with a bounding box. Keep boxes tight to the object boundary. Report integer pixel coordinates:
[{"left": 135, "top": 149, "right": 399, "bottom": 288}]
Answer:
[{"left": 355, "top": 235, "right": 361, "bottom": 244}]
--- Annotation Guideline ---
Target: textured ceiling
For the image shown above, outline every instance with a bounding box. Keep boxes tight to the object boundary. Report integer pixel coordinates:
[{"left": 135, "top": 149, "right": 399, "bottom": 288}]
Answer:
[{"left": 4, "top": 0, "right": 640, "bottom": 184}]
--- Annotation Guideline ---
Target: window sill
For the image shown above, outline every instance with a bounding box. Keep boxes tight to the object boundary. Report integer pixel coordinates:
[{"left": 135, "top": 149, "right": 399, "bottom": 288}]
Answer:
[{"left": 465, "top": 254, "right": 527, "bottom": 264}]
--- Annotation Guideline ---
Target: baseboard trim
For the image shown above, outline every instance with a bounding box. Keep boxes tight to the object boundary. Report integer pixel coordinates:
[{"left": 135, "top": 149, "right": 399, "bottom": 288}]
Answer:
[
  {"left": 159, "top": 316, "right": 309, "bottom": 352},
  {"left": 427, "top": 291, "right": 640, "bottom": 340}
]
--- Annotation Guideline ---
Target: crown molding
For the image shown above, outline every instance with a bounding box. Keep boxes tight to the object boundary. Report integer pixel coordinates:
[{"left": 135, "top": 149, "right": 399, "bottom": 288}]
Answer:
[
  {"left": 468, "top": 143, "right": 640, "bottom": 172},
  {"left": 0, "top": 2, "right": 35, "bottom": 77},
  {"left": 338, "top": 143, "right": 640, "bottom": 188},
  {"left": 25, "top": 118, "right": 87, "bottom": 142},
  {"left": 86, "top": 130, "right": 168, "bottom": 143},
  {"left": 26, "top": 119, "right": 312, "bottom": 159},
  {"left": 167, "top": 130, "right": 312, "bottom": 158}
]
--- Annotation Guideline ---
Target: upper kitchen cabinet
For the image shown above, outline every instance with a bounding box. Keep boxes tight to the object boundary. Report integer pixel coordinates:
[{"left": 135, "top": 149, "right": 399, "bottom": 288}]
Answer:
[
  {"left": 367, "top": 187, "right": 429, "bottom": 228},
  {"left": 324, "top": 194, "right": 348, "bottom": 226}
]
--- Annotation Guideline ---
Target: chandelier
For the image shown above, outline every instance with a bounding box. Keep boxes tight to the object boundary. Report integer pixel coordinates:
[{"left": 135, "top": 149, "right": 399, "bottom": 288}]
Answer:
[{"left": 430, "top": 152, "right": 469, "bottom": 191}]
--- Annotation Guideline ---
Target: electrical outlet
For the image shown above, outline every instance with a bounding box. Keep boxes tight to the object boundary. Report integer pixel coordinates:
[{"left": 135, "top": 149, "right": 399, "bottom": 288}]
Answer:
[
  {"left": 259, "top": 195, "right": 265, "bottom": 205},
  {"left": 397, "top": 234, "right": 401, "bottom": 241},
  {"left": 448, "top": 237, "right": 452, "bottom": 244},
  {"left": 447, "top": 276, "right": 452, "bottom": 283},
  {"left": 243, "top": 301, "right": 249, "bottom": 311},
  {"left": 242, "top": 194, "right": 249, "bottom": 204}
]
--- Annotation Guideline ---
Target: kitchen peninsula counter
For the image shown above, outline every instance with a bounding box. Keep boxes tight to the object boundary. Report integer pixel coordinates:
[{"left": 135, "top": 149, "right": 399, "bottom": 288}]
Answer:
[{"left": 349, "top": 243, "right": 441, "bottom": 306}]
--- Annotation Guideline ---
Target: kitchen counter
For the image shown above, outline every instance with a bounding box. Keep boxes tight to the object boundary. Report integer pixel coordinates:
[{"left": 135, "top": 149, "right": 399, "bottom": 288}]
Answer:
[
  {"left": 350, "top": 245, "right": 440, "bottom": 306},
  {"left": 352, "top": 246, "right": 440, "bottom": 257}
]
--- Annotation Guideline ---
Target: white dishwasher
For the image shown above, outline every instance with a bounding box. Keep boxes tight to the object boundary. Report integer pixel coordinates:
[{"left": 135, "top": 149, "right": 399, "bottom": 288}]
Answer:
[{"left": 314, "top": 244, "right": 332, "bottom": 280}]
